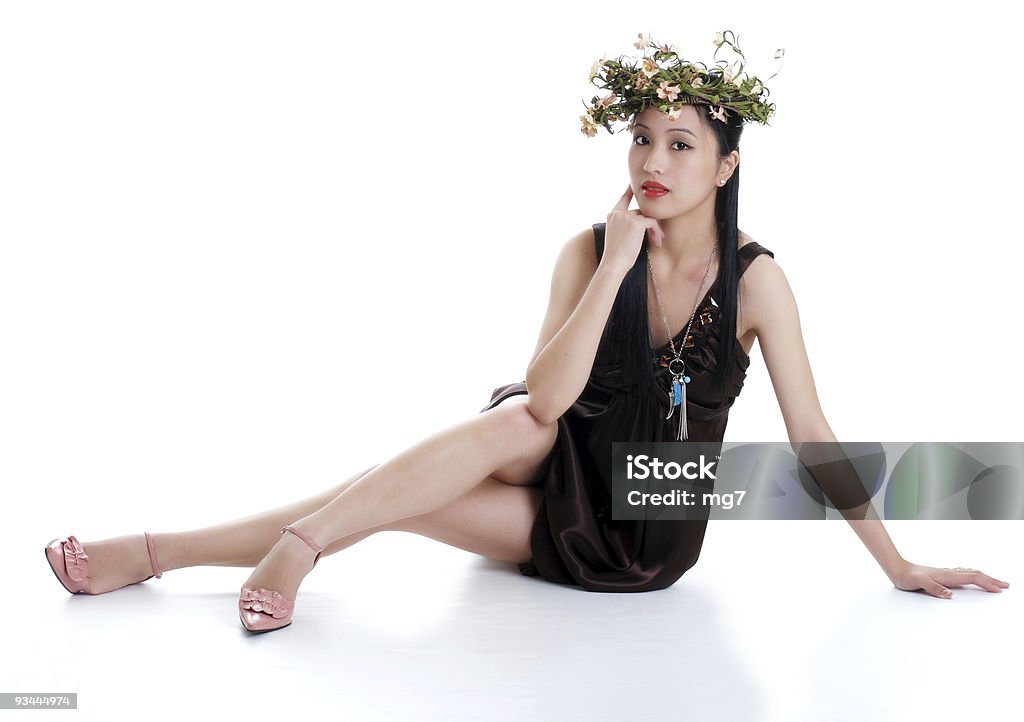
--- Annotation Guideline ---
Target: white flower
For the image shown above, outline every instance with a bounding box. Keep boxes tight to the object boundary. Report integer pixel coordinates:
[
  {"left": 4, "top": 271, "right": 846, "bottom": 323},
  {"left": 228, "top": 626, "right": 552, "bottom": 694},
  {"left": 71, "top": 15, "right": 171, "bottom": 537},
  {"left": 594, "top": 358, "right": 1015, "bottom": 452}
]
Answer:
[
  {"left": 666, "top": 105, "right": 682, "bottom": 121},
  {"left": 589, "top": 59, "right": 603, "bottom": 82},
  {"left": 713, "top": 32, "right": 725, "bottom": 48},
  {"left": 721, "top": 60, "right": 744, "bottom": 86},
  {"left": 709, "top": 105, "right": 728, "bottom": 123},
  {"left": 634, "top": 33, "right": 652, "bottom": 50},
  {"left": 750, "top": 80, "right": 763, "bottom": 97}
]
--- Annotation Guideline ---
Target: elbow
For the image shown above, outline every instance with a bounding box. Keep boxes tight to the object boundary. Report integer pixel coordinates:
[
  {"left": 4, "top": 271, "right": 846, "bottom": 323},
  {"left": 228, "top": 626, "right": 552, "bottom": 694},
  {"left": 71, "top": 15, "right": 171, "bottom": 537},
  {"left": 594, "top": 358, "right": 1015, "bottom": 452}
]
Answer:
[
  {"left": 524, "top": 363, "right": 576, "bottom": 425},
  {"left": 523, "top": 379, "right": 560, "bottom": 426},
  {"left": 526, "top": 396, "right": 559, "bottom": 427}
]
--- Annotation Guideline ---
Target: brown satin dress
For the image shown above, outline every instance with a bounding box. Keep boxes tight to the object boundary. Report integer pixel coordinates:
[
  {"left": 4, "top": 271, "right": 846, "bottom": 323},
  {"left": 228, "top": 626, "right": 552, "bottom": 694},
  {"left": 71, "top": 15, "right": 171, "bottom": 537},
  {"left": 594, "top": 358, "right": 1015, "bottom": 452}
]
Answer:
[{"left": 480, "top": 222, "right": 775, "bottom": 592}]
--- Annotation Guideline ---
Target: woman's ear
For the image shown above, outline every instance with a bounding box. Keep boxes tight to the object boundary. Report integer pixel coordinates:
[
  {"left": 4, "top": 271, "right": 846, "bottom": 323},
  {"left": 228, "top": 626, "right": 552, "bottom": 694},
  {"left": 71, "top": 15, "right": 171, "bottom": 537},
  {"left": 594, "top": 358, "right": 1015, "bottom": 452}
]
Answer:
[{"left": 720, "top": 150, "right": 740, "bottom": 181}]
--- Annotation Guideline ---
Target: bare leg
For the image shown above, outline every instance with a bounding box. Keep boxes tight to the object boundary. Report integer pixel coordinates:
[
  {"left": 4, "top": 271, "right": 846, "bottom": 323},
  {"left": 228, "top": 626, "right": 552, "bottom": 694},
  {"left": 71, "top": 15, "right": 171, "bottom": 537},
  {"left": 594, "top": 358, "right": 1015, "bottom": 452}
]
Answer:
[
  {"left": 76, "top": 465, "right": 383, "bottom": 595},
  {"left": 241, "top": 398, "right": 554, "bottom": 601}
]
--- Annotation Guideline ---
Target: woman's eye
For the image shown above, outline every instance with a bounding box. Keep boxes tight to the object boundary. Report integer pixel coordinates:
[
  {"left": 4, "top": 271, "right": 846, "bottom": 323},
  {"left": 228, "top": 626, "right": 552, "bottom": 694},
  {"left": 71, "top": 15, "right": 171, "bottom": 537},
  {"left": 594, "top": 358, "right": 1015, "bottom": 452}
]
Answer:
[{"left": 631, "top": 135, "right": 689, "bottom": 151}]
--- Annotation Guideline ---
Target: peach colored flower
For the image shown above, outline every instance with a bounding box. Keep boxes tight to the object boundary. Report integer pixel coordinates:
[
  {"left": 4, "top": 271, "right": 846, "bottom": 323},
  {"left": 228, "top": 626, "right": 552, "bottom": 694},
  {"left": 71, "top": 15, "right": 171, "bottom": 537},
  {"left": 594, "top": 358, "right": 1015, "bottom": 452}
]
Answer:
[
  {"left": 634, "top": 33, "right": 652, "bottom": 50},
  {"left": 580, "top": 112, "right": 598, "bottom": 137},
  {"left": 709, "top": 105, "right": 728, "bottom": 123},
  {"left": 634, "top": 73, "right": 651, "bottom": 90},
  {"left": 641, "top": 58, "right": 660, "bottom": 78},
  {"left": 656, "top": 81, "right": 681, "bottom": 102},
  {"left": 599, "top": 92, "right": 618, "bottom": 109},
  {"left": 666, "top": 105, "right": 683, "bottom": 121}
]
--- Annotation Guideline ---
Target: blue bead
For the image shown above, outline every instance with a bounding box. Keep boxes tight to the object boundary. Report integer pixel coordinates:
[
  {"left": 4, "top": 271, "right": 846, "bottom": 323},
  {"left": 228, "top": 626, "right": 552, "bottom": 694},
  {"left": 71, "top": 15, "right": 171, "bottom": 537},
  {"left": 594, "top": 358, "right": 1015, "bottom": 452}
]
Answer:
[{"left": 684, "top": 375, "right": 691, "bottom": 384}]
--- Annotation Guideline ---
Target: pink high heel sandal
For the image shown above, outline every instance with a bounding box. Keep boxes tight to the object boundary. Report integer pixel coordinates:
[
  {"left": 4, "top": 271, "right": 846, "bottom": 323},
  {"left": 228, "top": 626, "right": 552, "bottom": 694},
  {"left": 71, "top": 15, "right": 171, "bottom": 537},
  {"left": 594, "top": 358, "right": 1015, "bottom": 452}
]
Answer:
[
  {"left": 44, "top": 532, "right": 163, "bottom": 595},
  {"left": 238, "top": 524, "right": 326, "bottom": 634}
]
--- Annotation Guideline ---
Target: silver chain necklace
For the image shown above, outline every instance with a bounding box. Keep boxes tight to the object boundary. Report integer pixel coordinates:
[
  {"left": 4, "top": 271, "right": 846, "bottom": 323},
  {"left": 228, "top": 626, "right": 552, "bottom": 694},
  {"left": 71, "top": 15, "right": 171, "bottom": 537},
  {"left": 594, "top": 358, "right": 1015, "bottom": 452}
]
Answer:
[{"left": 647, "top": 234, "right": 719, "bottom": 441}]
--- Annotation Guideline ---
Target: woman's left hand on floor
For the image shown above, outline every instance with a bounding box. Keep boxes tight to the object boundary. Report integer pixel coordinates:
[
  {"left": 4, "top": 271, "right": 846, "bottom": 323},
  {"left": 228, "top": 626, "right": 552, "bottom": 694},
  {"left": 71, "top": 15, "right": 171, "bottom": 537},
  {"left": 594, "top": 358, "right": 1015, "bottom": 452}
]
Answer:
[{"left": 889, "top": 560, "right": 1010, "bottom": 599}]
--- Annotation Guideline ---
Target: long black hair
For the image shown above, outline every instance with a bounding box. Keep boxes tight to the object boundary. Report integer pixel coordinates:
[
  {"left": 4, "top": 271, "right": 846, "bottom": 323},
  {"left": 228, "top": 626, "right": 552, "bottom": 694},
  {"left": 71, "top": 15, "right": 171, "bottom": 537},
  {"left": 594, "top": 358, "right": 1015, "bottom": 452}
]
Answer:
[{"left": 599, "top": 104, "right": 746, "bottom": 402}]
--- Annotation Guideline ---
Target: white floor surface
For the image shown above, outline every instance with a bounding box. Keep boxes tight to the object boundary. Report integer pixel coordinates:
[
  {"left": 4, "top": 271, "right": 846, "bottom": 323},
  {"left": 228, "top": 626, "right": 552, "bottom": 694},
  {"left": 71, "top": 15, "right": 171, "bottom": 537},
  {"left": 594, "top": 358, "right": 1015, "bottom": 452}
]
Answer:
[{"left": 5, "top": 520, "right": 1019, "bottom": 722}]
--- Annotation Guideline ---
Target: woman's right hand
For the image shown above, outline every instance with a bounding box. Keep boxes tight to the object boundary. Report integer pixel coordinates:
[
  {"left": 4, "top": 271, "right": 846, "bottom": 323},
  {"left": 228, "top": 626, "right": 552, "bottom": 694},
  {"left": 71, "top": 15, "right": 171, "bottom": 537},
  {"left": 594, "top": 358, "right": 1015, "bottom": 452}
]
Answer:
[{"left": 601, "top": 184, "right": 664, "bottom": 276}]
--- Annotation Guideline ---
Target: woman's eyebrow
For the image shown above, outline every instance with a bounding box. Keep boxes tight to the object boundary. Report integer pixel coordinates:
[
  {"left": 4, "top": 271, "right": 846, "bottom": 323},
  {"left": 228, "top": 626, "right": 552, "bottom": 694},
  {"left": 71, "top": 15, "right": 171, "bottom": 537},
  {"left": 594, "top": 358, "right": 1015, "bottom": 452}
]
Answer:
[{"left": 633, "top": 122, "right": 697, "bottom": 139}]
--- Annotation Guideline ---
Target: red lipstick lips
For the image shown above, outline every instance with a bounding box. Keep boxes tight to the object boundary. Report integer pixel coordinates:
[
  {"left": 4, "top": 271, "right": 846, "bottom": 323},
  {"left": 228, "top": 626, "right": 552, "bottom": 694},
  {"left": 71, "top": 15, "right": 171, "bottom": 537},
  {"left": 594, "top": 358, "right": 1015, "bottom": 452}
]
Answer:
[{"left": 641, "top": 181, "right": 669, "bottom": 198}]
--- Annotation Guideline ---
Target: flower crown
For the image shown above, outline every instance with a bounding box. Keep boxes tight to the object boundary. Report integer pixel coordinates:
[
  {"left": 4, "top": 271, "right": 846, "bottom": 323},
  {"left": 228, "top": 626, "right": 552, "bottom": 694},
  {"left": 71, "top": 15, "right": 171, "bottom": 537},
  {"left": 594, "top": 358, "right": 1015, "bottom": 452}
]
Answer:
[{"left": 580, "top": 30, "right": 785, "bottom": 137}]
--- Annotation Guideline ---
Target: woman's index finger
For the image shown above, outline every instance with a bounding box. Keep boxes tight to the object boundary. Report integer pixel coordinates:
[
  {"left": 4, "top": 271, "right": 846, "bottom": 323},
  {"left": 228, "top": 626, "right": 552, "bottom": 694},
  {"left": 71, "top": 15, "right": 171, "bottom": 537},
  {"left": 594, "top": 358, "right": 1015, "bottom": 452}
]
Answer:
[{"left": 613, "top": 184, "right": 633, "bottom": 211}]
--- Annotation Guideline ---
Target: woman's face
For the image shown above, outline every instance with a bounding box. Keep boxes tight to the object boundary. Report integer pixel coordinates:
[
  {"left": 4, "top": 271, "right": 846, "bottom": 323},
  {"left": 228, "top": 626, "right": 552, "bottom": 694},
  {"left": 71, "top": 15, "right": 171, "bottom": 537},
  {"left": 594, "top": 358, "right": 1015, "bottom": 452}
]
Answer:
[{"left": 627, "top": 105, "right": 735, "bottom": 222}]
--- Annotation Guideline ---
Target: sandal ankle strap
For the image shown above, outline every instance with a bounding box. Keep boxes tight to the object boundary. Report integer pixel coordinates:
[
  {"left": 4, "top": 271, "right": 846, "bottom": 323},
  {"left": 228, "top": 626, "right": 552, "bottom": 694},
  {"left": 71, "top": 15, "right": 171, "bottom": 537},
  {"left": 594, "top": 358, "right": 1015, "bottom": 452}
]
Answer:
[
  {"left": 144, "top": 531, "right": 163, "bottom": 578},
  {"left": 281, "top": 525, "right": 325, "bottom": 567}
]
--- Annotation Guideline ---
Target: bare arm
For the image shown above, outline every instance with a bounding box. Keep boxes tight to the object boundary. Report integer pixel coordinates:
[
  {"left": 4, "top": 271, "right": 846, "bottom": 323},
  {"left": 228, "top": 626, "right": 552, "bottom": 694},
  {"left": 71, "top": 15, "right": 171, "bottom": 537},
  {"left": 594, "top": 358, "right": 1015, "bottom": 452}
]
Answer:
[
  {"left": 525, "top": 185, "right": 662, "bottom": 426},
  {"left": 525, "top": 251, "right": 627, "bottom": 425},
  {"left": 744, "top": 253, "right": 906, "bottom": 576},
  {"left": 746, "top": 251, "right": 1009, "bottom": 598}
]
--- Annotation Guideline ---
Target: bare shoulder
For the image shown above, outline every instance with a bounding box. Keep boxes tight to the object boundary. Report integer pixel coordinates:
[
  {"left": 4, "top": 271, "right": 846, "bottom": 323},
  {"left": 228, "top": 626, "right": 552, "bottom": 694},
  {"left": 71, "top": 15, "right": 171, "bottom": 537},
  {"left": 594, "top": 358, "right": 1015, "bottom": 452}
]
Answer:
[
  {"left": 542, "top": 225, "right": 599, "bottom": 293},
  {"left": 564, "top": 225, "right": 598, "bottom": 274},
  {"left": 736, "top": 228, "right": 778, "bottom": 275},
  {"left": 544, "top": 225, "right": 600, "bottom": 308},
  {"left": 525, "top": 225, "right": 599, "bottom": 372},
  {"left": 735, "top": 230, "right": 793, "bottom": 334}
]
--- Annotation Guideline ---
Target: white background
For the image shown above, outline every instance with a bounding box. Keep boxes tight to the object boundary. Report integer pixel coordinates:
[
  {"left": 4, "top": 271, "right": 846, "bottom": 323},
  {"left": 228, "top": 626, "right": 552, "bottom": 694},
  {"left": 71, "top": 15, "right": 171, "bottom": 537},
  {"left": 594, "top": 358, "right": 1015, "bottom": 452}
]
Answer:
[{"left": 1, "top": 2, "right": 1020, "bottom": 721}]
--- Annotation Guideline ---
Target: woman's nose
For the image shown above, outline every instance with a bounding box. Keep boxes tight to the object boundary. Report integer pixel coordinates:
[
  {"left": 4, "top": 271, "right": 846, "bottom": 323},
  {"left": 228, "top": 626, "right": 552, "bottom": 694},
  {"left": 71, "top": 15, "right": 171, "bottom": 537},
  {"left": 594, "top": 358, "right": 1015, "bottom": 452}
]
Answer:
[{"left": 643, "top": 147, "right": 665, "bottom": 174}]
